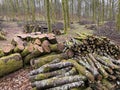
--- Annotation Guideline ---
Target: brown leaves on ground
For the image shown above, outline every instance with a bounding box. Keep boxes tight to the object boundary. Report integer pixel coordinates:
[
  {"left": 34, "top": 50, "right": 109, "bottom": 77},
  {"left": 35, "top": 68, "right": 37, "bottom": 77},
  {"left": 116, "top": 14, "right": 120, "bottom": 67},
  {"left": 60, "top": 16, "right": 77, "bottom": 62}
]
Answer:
[{"left": 0, "top": 68, "right": 32, "bottom": 90}]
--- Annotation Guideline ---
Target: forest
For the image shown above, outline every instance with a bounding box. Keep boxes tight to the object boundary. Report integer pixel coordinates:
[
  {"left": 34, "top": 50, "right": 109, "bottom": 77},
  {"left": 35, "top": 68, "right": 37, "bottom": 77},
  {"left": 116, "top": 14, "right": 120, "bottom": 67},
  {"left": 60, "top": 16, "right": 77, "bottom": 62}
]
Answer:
[{"left": 0, "top": 0, "right": 120, "bottom": 90}]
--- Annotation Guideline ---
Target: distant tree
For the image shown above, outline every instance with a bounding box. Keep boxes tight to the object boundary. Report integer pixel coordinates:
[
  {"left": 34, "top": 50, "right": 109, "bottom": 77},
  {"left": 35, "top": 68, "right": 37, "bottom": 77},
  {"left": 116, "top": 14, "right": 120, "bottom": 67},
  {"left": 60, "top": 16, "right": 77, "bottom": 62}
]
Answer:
[
  {"left": 62, "top": 0, "right": 67, "bottom": 34},
  {"left": 117, "top": 0, "right": 120, "bottom": 31},
  {"left": 65, "top": 0, "right": 70, "bottom": 28},
  {"left": 46, "top": 0, "right": 52, "bottom": 32}
]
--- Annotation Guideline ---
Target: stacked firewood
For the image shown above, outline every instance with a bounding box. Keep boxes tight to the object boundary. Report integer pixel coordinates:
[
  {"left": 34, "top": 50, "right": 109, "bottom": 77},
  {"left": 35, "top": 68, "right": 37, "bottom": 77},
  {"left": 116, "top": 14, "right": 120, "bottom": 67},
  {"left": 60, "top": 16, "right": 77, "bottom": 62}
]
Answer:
[
  {"left": 0, "top": 33, "right": 64, "bottom": 77},
  {"left": 24, "top": 23, "right": 48, "bottom": 33},
  {"left": 29, "top": 33, "right": 120, "bottom": 90},
  {"left": 24, "top": 23, "right": 62, "bottom": 35},
  {"left": 64, "top": 33, "right": 120, "bottom": 59},
  {"left": 29, "top": 53, "right": 120, "bottom": 90}
]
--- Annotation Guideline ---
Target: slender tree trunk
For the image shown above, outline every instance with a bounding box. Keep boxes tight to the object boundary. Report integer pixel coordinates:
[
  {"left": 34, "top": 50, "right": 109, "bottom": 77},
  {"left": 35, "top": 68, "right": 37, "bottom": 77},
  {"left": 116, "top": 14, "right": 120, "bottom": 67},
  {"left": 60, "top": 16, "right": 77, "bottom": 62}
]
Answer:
[
  {"left": 46, "top": 0, "right": 52, "bottom": 32},
  {"left": 117, "top": 0, "right": 120, "bottom": 31},
  {"left": 62, "top": 0, "right": 67, "bottom": 34},
  {"left": 65, "top": 0, "right": 70, "bottom": 28}
]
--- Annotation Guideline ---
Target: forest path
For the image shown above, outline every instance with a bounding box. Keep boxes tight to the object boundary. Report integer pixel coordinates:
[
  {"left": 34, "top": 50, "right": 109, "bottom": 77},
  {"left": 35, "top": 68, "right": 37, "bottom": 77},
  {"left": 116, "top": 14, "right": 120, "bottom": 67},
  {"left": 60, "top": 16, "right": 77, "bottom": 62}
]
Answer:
[
  {"left": 0, "top": 22, "right": 23, "bottom": 49},
  {"left": 57, "top": 22, "right": 93, "bottom": 42}
]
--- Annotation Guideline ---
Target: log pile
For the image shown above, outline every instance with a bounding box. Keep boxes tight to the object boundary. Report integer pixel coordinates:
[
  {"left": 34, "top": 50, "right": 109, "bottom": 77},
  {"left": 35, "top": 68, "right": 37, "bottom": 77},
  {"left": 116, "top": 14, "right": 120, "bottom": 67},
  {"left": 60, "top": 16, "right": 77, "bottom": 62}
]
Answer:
[
  {"left": 24, "top": 23, "right": 48, "bottom": 33},
  {"left": 24, "top": 23, "right": 62, "bottom": 35},
  {"left": 0, "top": 33, "right": 65, "bottom": 77},
  {"left": 29, "top": 33, "right": 120, "bottom": 90},
  {"left": 0, "top": 53, "right": 23, "bottom": 77},
  {"left": 64, "top": 33, "right": 120, "bottom": 59}
]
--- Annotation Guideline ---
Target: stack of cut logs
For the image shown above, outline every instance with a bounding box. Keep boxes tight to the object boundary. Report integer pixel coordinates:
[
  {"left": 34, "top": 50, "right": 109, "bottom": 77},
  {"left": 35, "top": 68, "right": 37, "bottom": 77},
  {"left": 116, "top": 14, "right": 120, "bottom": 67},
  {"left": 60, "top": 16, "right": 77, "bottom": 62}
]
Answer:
[
  {"left": 0, "top": 33, "right": 64, "bottom": 77},
  {"left": 24, "top": 23, "right": 62, "bottom": 35},
  {"left": 24, "top": 23, "right": 48, "bottom": 33},
  {"left": 29, "top": 33, "right": 120, "bottom": 90},
  {"left": 64, "top": 33, "right": 120, "bottom": 59}
]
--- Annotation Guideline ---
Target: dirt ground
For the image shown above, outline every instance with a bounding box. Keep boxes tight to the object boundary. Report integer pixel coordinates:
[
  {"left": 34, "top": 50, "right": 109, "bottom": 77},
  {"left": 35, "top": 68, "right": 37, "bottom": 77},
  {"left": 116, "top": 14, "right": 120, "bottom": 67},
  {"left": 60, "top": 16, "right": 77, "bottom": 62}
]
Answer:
[{"left": 0, "top": 21, "right": 119, "bottom": 90}]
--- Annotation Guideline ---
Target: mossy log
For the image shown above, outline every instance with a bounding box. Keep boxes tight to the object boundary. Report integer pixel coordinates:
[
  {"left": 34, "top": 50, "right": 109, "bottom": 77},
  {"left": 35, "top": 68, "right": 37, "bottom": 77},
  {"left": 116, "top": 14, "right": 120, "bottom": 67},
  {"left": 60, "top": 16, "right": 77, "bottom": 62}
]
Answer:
[
  {"left": 14, "top": 45, "right": 24, "bottom": 53},
  {"left": 102, "top": 79, "right": 115, "bottom": 89},
  {"left": 49, "top": 43, "right": 65, "bottom": 53},
  {"left": 0, "top": 49, "right": 4, "bottom": 58},
  {"left": 2, "top": 44, "right": 14, "bottom": 54},
  {"left": 88, "top": 54, "right": 108, "bottom": 78},
  {"left": 29, "top": 61, "right": 73, "bottom": 75},
  {"left": 24, "top": 46, "right": 44, "bottom": 65},
  {"left": 68, "top": 59, "right": 95, "bottom": 82},
  {"left": 21, "top": 43, "right": 34, "bottom": 57},
  {"left": 77, "top": 57, "right": 102, "bottom": 80},
  {"left": 0, "top": 53, "right": 23, "bottom": 77},
  {"left": 31, "top": 75, "right": 86, "bottom": 89},
  {"left": 46, "top": 81, "right": 84, "bottom": 90},
  {"left": 30, "top": 54, "right": 67, "bottom": 68},
  {"left": 56, "top": 67, "right": 77, "bottom": 78},
  {"left": 11, "top": 37, "right": 24, "bottom": 46},
  {"left": 29, "top": 67, "right": 71, "bottom": 82},
  {"left": 0, "top": 33, "right": 6, "bottom": 40}
]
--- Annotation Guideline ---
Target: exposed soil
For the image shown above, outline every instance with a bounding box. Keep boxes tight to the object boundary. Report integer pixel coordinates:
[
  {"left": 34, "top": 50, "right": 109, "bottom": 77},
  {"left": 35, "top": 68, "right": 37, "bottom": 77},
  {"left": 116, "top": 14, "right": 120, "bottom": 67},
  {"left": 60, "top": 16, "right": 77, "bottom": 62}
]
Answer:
[{"left": 0, "top": 22, "right": 24, "bottom": 49}]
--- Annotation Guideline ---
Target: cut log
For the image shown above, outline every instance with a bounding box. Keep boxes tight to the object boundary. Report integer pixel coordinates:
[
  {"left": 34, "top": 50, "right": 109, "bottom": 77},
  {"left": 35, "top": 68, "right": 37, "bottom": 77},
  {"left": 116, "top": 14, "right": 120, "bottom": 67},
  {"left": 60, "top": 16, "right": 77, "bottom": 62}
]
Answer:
[
  {"left": 2, "top": 44, "right": 14, "bottom": 54},
  {"left": 41, "top": 40, "right": 51, "bottom": 53},
  {"left": 14, "top": 45, "right": 24, "bottom": 53},
  {"left": 47, "top": 33, "right": 57, "bottom": 44},
  {"left": 24, "top": 47, "right": 43, "bottom": 65},
  {"left": 0, "top": 53, "right": 23, "bottom": 77},
  {"left": 11, "top": 37, "right": 24, "bottom": 46},
  {"left": 21, "top": 43, "right": 34, "bottom": 57},
  {"left": 34, "top": 39, "right": 41, "bottom": 45},
  {"left": 31, "top": 75, "right": 86, "bottom": 89}
]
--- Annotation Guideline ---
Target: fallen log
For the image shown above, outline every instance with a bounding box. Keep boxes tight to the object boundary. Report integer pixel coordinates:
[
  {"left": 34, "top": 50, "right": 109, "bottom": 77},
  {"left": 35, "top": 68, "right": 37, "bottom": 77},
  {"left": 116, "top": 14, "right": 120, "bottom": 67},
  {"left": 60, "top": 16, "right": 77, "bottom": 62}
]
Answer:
[
  {"left": 11, "top": 37, "right": 24, "bottom": 46},
  {"left": 46, "top": 81, "right": 84, "bottom": 90},
  {"left": 30, "top": 54, "right": 67, "bottom": 68},
  {"left": 29, "top": 61, "right": 73, "bottom": 75},
  {"left": 24, "top": 46, "right": 43, "bottom": 64},
  {"left": 2, "top": 44, "right": 14, "bottom": 54},
  {"left": 14, "top": 45, "right": 24, "bottom": 53},
  {"left": 0, "top": 53, "right": 23, "bottom": 77},
  {"left": 31, "top": 75, "right": 86, "bottom": 89},
  {"left": 68, "top": 59, "right": 95, "bottom": 82},
  {"left": 21, "top": 43, "right": 34, "bottom": 57},
  {"left": 88, "top": 54, "right": 109, "bottom": 78},
  {"left": 29, "top": 67, "right": 72, "bottom": 82}
]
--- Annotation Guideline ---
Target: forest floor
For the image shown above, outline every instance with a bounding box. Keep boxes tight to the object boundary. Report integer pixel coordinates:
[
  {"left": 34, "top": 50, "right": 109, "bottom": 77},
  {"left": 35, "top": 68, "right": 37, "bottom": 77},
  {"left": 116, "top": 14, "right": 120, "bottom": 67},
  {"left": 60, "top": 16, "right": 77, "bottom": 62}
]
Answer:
[{"left": 0, "top": 21, "right": 119, "bottom": 90}]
